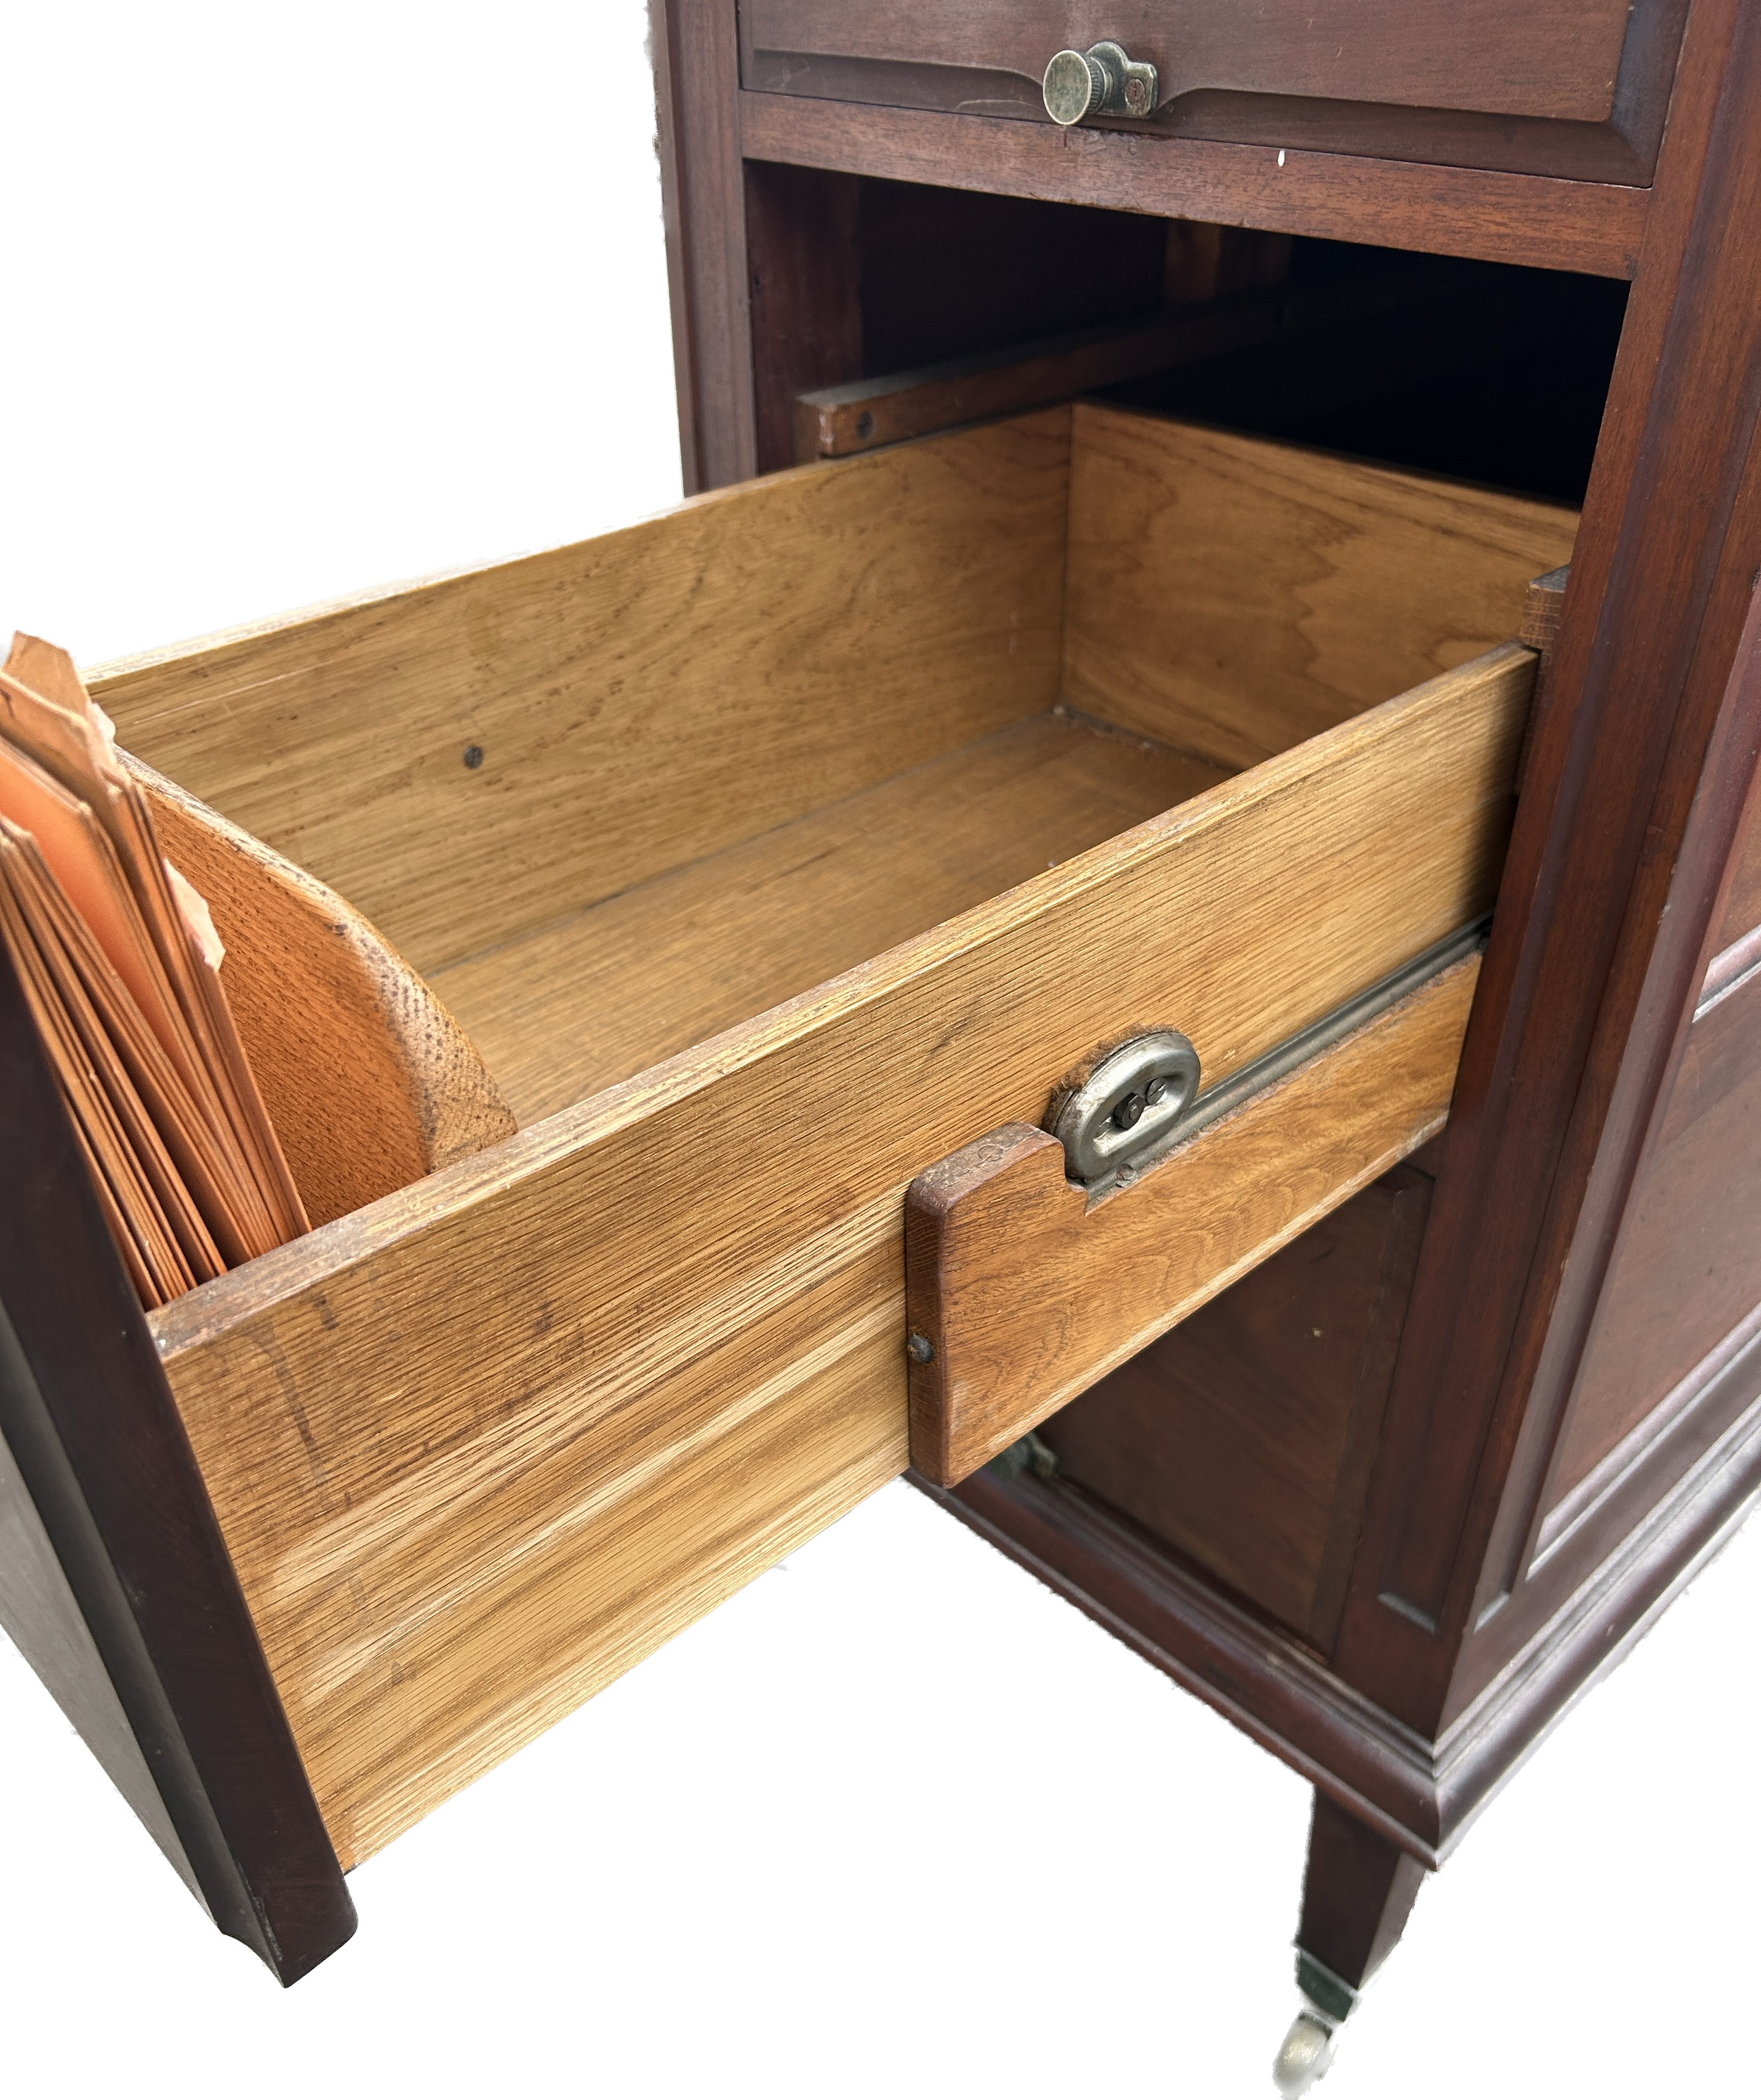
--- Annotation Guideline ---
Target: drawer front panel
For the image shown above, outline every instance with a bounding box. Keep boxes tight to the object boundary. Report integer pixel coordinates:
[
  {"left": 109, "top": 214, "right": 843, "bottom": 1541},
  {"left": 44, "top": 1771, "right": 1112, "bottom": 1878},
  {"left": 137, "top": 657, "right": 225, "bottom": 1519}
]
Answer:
[
  {"left": 742, "top": 0, "right": 1631, "bottom": 124},
  {"left": 739, "top": 0, "right": 1683, "bottom": 185},
  {"left": 149, "top": 641, "right": 1531, "bottom": 1866}
]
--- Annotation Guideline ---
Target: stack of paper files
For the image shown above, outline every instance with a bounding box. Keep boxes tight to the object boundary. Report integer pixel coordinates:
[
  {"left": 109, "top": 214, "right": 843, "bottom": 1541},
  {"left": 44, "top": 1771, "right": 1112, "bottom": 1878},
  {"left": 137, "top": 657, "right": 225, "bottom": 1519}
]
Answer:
[{"left": 0, "top": 631, "right": 308, "bottom": 1308}]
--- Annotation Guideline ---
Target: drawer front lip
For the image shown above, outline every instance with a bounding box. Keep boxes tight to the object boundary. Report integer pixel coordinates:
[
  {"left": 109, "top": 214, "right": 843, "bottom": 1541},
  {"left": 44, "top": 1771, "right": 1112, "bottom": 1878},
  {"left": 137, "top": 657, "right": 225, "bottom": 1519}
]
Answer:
[
  {"left": 147, "top": 640, "right": 1533, "bottom": 1868},
  {"left": 904, "top": 938, "right": 1486, "bottom": 1489}
]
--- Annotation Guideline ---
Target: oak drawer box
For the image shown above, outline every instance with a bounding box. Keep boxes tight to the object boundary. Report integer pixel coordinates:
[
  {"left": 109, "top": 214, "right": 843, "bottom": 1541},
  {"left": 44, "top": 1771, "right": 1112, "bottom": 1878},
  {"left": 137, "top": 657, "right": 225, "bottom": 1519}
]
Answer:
[{"left": 36, "top": 402, "right": 1572, "bottom": 1956}]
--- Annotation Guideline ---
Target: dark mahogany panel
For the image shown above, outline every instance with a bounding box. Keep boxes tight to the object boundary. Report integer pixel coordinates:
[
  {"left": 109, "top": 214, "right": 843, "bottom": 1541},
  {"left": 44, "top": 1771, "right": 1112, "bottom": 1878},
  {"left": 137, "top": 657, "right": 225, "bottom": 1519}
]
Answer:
[
  {"left": 1712, "top": 765, "right": 1761, "bottom": 948},
  {"left": 1547, "top": 959, "right": 1761, "bottom": 1501},
  {"left": 743, "top": 0, "right": 1630, "bottom": 120},
  {"left": 1036, "top": 1164, "right": 1432, "bottom": 1651},
  {"left": 740, "top": 0, "right": 1684, "bottom": 185}
]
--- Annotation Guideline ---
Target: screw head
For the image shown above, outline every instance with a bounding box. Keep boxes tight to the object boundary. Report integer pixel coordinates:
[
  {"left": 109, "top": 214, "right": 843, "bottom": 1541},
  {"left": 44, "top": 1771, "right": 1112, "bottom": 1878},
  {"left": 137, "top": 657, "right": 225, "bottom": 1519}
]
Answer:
[
  {"left": 855, "top": 410, "right": 875, "bottom": 440},
  {"left": 463, "top": 743, "right": 485, "bottom": 770},
  {"left": 1110, "top": 1091, "right": 1146, "bottom": 1131},
  {"left": 906, "top": 1331, "right": 935, "bottom": 1365}
]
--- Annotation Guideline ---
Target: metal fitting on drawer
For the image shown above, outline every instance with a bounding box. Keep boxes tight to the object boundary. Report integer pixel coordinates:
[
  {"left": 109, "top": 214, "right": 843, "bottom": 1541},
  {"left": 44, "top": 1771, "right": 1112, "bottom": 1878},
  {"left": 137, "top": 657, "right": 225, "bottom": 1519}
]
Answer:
[
  {"left": 1043, "top": 41, "right": 1159, "bottom": 125},
  {"left": 1049, "top": 1029, "right": 1201, "bottom": 1183}
]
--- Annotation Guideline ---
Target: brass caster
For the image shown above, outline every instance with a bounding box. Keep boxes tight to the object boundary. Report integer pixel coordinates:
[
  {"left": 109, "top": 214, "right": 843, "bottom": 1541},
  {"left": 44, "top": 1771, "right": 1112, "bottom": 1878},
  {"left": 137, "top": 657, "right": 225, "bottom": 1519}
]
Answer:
[{"left": 1271, "top": 2008, "right": 1338, "bottom": 2097}]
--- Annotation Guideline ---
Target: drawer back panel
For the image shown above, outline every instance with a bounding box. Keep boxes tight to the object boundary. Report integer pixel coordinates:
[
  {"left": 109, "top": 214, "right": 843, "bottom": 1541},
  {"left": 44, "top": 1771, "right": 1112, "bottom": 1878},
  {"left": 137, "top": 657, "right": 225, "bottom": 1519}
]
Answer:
[{"left": 1064, "top": 404, "right": 1579, "bottom": 770}]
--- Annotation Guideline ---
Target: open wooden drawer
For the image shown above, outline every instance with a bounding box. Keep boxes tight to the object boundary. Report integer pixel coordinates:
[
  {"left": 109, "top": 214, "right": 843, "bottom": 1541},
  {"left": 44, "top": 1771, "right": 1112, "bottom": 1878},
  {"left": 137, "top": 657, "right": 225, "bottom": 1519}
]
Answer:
[{"left": 76, "top": 402, "right": 1574, "bottom": 1945}]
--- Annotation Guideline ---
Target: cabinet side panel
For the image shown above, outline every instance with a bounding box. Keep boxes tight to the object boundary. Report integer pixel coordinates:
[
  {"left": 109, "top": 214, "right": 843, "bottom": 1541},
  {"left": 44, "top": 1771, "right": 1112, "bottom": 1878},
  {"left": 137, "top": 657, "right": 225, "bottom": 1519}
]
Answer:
[
  {"left": 1548, "top": 957, "right": 1761, "bottom": 1499},
  {"left": 0, "top": 1421, "right": 203, "bottom": 1900}
]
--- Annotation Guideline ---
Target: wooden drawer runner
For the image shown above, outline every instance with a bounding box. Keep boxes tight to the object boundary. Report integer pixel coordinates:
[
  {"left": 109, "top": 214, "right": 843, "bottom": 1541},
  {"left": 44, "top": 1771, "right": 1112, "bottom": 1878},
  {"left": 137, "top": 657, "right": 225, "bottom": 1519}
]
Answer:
[{"left": 92, "top": 403, "right": 1574, "bottom": 1869}]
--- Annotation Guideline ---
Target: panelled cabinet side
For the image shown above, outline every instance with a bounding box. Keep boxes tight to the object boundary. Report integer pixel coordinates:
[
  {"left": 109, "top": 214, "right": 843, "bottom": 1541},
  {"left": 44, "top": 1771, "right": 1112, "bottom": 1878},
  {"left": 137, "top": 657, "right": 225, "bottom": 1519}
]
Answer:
[
  {"left": 0, "top": 944, "right": 354, "bottom": 1984},
  {"left": 1332, "top": 0, "right": 1761, "bottom": 1734}
]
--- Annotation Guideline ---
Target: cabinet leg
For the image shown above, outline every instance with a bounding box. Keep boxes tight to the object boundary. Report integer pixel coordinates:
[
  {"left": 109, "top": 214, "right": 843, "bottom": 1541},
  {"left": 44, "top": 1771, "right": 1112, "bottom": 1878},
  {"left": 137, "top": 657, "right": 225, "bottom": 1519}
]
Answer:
[{"left": 1272, "top": 1793, "right": 1428, "bottom": 2096}]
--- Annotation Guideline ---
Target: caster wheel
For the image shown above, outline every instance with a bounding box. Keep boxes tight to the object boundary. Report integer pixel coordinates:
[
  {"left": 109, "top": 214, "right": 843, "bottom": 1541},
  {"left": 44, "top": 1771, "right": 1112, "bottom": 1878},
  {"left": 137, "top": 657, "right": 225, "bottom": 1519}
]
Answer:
[{"left": 1271, "top": 2008, "right": 1338, "bottom": 2097}]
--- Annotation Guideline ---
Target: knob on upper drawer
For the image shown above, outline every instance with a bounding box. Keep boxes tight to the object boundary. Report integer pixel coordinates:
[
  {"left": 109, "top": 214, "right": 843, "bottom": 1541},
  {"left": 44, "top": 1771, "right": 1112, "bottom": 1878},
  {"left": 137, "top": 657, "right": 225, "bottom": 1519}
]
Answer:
[{"left": 1042, "top": 40, "right": 1159, "bottom": 125}]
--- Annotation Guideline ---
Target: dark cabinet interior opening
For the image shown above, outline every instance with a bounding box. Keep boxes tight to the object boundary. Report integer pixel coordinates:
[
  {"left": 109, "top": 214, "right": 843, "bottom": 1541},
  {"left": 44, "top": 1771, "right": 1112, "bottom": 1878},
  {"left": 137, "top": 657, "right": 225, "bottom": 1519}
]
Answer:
[{"left": 752, "top": 168, "right": 1629, "bottom": 511}]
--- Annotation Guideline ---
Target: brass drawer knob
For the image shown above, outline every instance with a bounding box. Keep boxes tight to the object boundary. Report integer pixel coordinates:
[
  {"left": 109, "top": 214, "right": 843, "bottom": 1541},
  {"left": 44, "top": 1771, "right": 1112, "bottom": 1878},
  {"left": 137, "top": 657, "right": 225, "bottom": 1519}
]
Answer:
[{"left": 1042, "top": 40, "right": 1159, "bottom": 126}]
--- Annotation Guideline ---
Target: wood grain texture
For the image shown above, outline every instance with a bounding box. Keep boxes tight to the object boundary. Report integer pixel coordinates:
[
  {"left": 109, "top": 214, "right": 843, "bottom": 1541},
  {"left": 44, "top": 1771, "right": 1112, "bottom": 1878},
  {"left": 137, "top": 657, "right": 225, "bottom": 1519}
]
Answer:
[
  {"left": 1298, "top": 1794, "right": 1428, "bottom": 2006},
  {"left": 795, "top": 292, "right": 1296, "bottom": 461},
  {"left": 144, "top": 643, "right": 1527, "bottom": 1863},
  {"left": 650, "top": 0, "right": 753, "bottom": 490},
  {"left": 738, "top": 92, "right": 1651, "bottom": 280},
  {"left": 1519, "top": 565, "right": 1572, "bottom": 656},
  {"left": 794, "top": 267, "right": 1459, "bottom": 463},
  {"left": 746, "top": 161, "right": 863, "bottom": 474},
  {"left": 1546, "top": 959, "right": 1761, "bottom": 1502},
  {"left": 433, "top": 712, "right": 1226, "bottom": 1126},
  {"left": 741, "top": 27, "right": 1684, "bottom": 190},
  {"left": 743, "top": 0, "right": 1634, "bottom": 125},
  {"left": 131, "top": 760, "right": 514, "bottom": 1227},
  {"left": 1039, "top": 1164, "right": 1432, "bottom": 1647},
  {"left": 1712, "top": 752, "right": 1761, "bottom": 950},
  {"left": 907, "top": 955, "right": 1479, "bottom": 1485},
  {"left": 928, "top": 1341, "right": 1761, "bottom": 1865},
  {"left": 1334, "top": 0, "right": 1761, "bottom": 1734},
  {"left": 90, "top": 412, "right": 1072, "bottom": 978},
  {"left": 1064, "top": 407, "right": 1579, "bottom": 769}
]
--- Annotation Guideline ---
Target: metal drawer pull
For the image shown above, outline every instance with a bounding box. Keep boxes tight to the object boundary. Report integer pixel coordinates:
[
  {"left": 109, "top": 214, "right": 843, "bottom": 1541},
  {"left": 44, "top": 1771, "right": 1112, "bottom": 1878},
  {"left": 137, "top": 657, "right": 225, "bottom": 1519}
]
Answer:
[
  {"left": 1042, "top": 41, "right": 1159, "bottom": 126},
  {"left": 1049, "top": 919, "right": 1491, "bottom": 1193},
  {"left": 1050, "top": 1030, "right": 1201, "bottom": 1183}
]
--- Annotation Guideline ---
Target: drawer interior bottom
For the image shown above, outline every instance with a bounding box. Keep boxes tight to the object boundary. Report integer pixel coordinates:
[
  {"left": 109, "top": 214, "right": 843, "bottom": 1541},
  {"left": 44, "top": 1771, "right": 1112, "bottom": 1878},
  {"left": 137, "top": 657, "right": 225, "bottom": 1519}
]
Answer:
[{"left": 432, "top": 707, "right": 1228, "bottom": 1126}]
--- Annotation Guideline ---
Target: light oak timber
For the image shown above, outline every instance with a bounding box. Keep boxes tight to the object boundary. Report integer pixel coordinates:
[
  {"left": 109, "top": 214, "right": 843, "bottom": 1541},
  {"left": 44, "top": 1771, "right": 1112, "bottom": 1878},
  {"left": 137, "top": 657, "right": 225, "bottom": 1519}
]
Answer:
[
  {"left": 1064, "top": 406, "right": 1579, "bottom": 771},
  {"left": 89, "top": 412, "right": 1073, "bottom": 977},
  {"left": 433, "top": 712, "right": 1228, "bottom": 1125},
  {"left": 907, "top": 955, "right": 1479, "bottom": 1486},
  {"left": 146, "top": 640, "right": 1533, "bottom": 1866},
  {"left": 130, "top": 760, "right": 514, "bottom": 1226},
  {"left": 737, "top": 92, "right": 1651, "bottom": 280}
]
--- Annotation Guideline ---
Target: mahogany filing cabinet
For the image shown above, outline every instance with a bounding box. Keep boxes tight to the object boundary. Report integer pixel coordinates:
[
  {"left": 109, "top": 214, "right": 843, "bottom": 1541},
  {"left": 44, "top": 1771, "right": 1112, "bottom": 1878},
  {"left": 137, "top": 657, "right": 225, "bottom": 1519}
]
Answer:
[{"left": 2, "top": 1, "right": 1759, "bottom": 2089}]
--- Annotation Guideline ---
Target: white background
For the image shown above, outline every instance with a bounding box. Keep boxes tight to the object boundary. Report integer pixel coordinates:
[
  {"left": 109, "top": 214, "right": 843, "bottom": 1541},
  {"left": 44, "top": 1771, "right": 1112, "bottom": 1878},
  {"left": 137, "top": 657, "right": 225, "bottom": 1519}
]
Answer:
[{"left": 3, "top": 5, "right": 1757, "bottom": 2094}]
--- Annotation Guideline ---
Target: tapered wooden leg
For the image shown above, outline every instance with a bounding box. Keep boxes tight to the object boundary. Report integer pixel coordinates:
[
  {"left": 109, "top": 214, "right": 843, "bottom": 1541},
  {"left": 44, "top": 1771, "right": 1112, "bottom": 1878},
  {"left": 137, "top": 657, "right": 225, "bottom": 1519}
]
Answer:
[{"left": 1274, "top": 1794, "right": 1429, "bottom": 2095}]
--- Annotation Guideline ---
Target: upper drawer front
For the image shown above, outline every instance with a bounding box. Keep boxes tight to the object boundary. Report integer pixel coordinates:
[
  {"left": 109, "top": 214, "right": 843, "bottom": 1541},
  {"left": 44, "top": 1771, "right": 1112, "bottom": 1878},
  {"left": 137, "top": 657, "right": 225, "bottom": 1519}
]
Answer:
[
  {"left": 740, "top": 0, "right": 1683, "bottom": 182},
  {"left": 745, "top": 0, "right": 1626, "bottom": 122}
]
